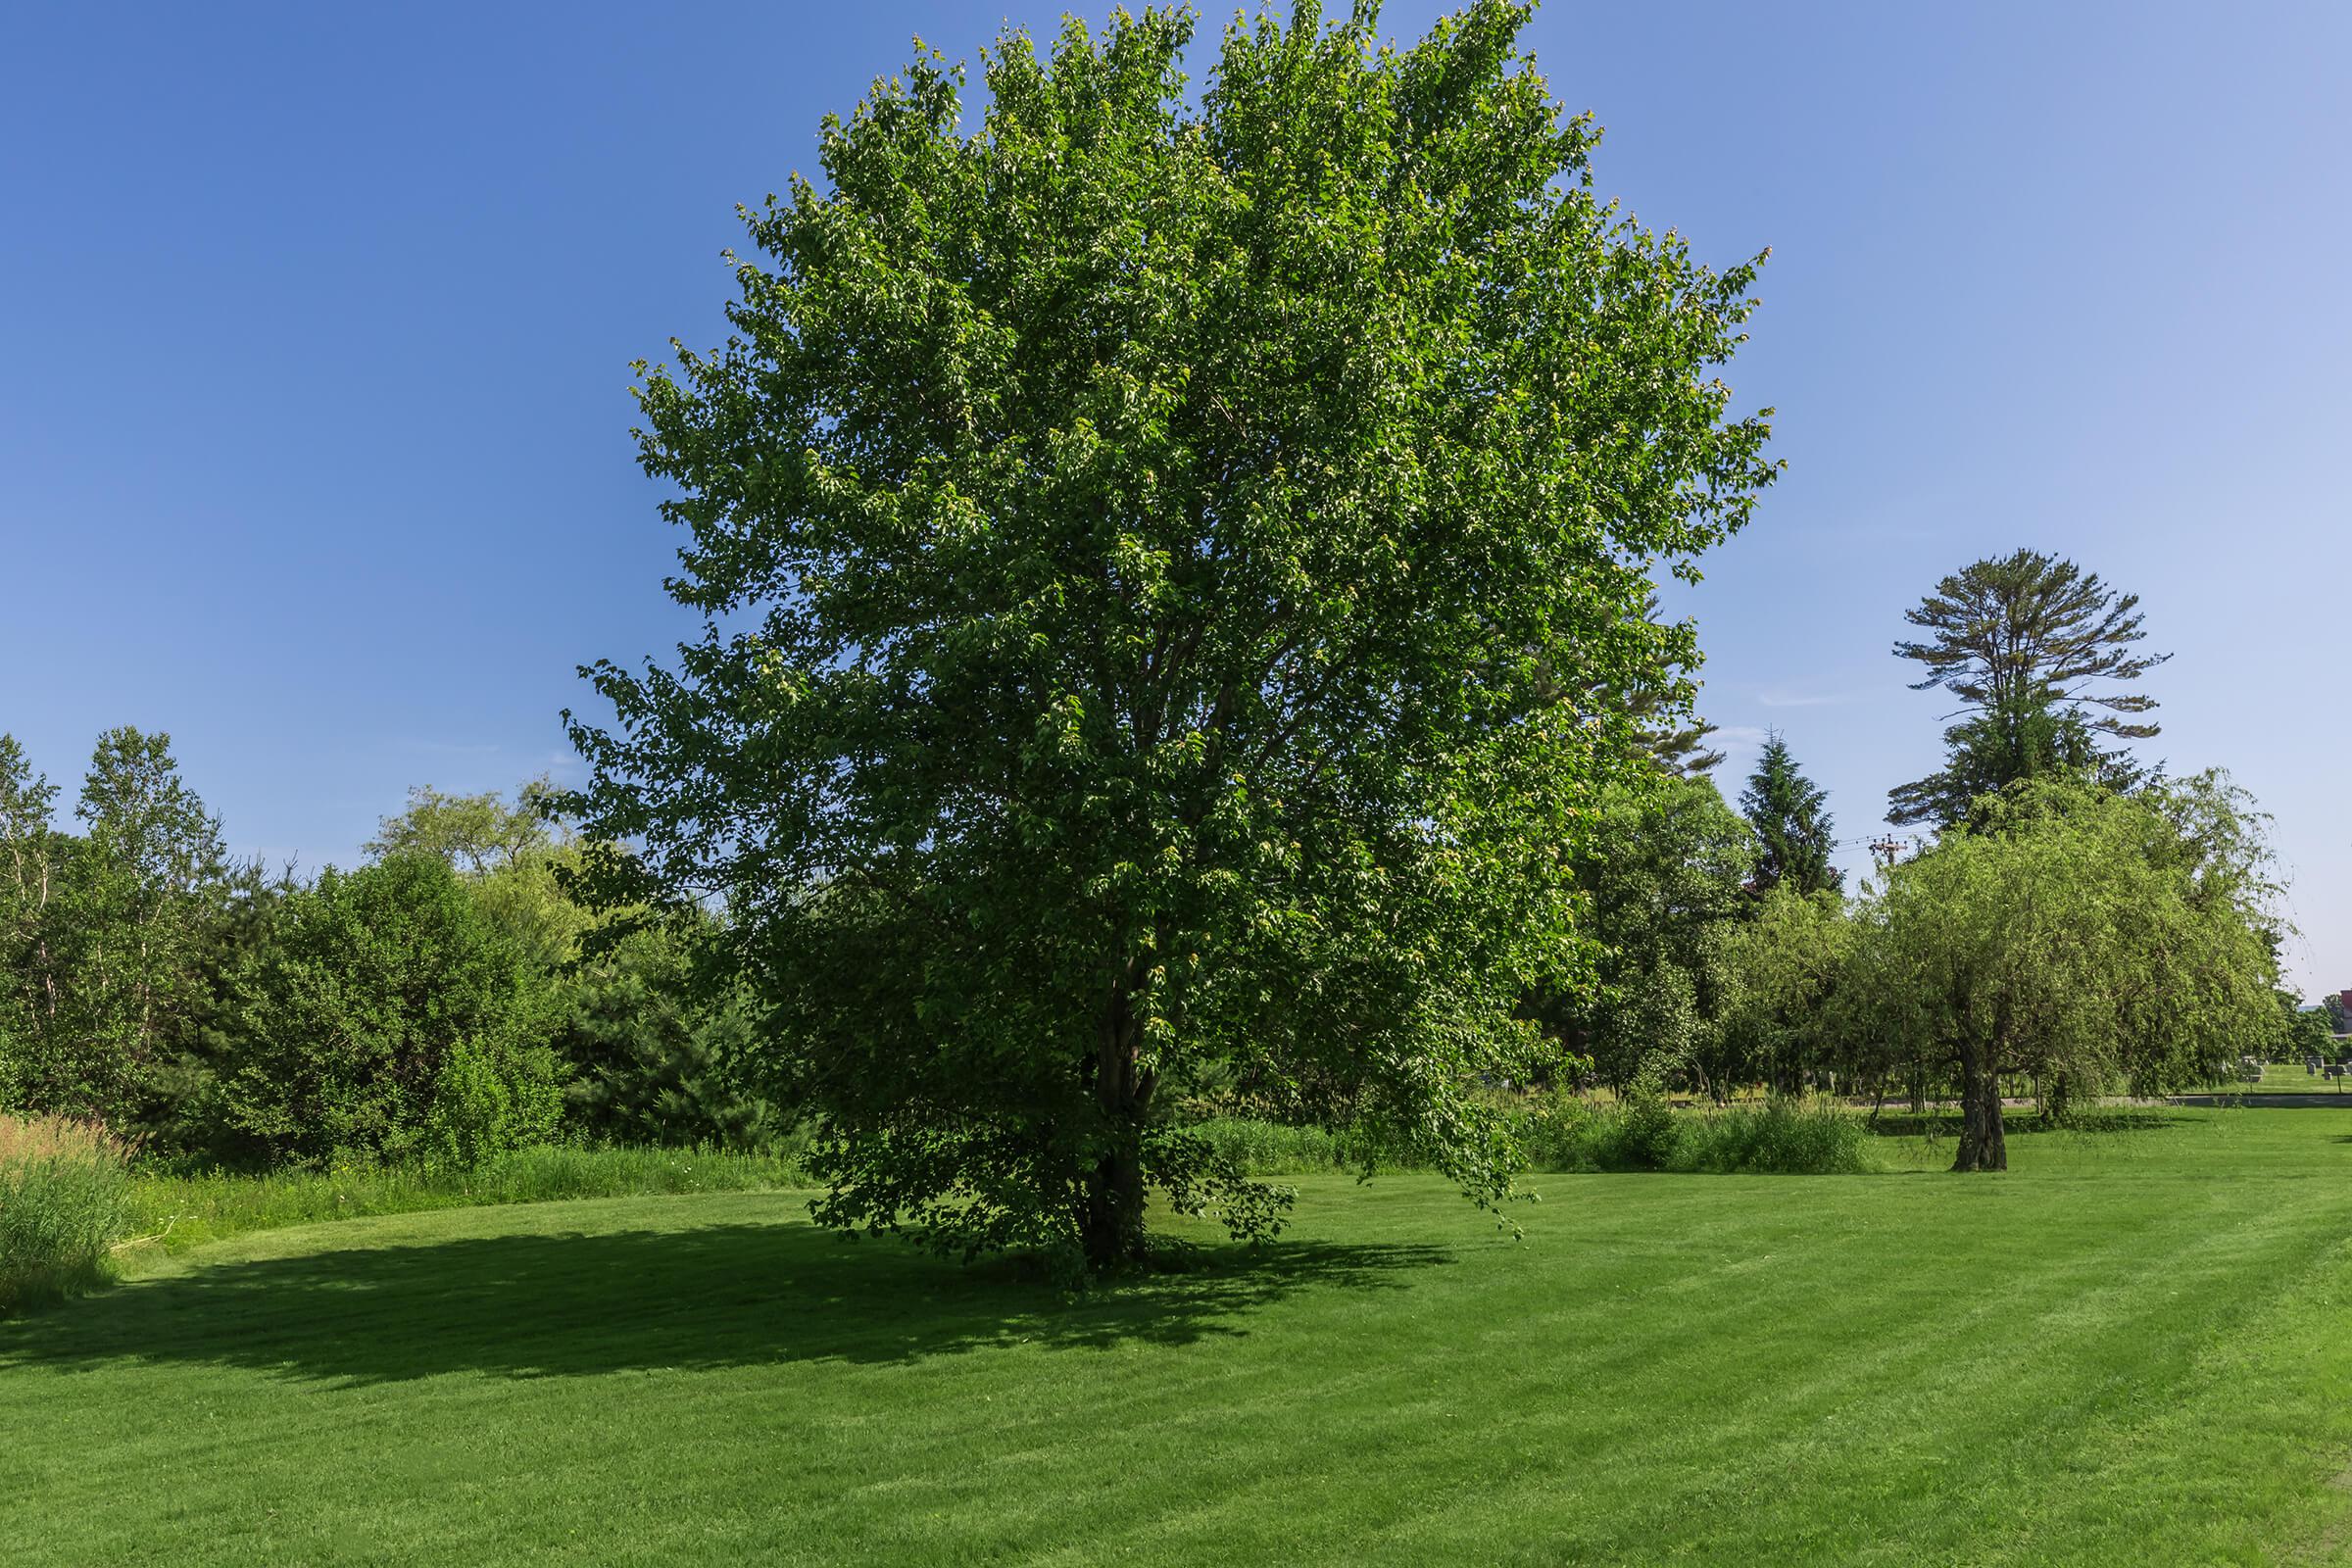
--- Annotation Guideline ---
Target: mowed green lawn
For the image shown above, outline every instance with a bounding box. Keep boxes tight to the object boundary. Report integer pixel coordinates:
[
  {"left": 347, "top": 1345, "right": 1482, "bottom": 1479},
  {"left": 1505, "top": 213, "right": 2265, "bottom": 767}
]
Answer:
[
  {"left": 8, "top": 1110, "right": 2352, "bottom": 1566},
  {"left": 2250, "top": 1061, "right": 2352, "bottom": 1095}
]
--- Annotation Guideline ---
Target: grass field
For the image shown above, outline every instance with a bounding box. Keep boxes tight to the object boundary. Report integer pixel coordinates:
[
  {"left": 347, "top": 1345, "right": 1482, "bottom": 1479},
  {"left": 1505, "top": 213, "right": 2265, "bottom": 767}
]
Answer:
[
  {"left": 2246, "top": 1061, "right": 2352, "bottom": 1096},
  {"left": 6, "top": 1106, "right": 2352, "bottom": 1565}
]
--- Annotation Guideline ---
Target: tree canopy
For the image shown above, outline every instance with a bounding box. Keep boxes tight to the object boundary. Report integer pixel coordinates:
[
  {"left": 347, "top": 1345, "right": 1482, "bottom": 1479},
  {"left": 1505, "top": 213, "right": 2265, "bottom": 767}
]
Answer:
[
  {"left": 562, "top": 1, "right": 1776, "bottom": 1269},
  {"left": 1845, "top": 774, "right": 2278, "bottom": 1170},
  {"left": 1740, "top": 732, "right": 1839, "bottom": 897},
  {"left": 218, "top": 854, "right": 564, "bottom": 1166},
  {"left": 1542, "top": 775, "right": 1754, "bottom": 1098},
  {"left": 1889, "top": 551, "right": 2166, "bottom": 826}
]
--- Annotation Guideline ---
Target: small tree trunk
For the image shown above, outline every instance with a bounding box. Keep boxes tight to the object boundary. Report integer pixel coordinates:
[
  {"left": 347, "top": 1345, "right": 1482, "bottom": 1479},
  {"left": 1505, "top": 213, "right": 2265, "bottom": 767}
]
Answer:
[{"left": 1952, "top": 1045, "right": 2008, "bottom": 1172}]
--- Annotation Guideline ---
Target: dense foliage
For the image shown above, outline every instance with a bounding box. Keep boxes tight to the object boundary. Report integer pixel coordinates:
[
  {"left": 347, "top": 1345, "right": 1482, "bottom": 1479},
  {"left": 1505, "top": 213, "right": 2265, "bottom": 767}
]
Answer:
[
  {"left": 1538, "top": 776, "right": 1754, "bottom": 1098},
  {"left": 0, "top": 737, "right": 772, "bottom": 1175},
  {"left": 561, "top": 2, "right": 1776, "bottom": 1268},
  {"left": 216, "top": 855, "right": 565, "bottom": 1165},
  {"left": 1843, "top": 774, "right": 2279, "bottom": 1168},
  {"left": 558, "top": 930, "right": 775, "bottom": 1152}
]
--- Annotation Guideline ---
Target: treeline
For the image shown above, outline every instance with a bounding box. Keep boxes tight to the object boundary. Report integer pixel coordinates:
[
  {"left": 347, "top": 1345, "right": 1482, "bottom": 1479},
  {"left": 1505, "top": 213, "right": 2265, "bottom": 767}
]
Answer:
[
  {"left": 1553, "top": 761, "right": 2284, "bottom": 1156},
  {"left": 1544, "top": 548, "right": 2299, "bottom": 1171},
  {"left": 0, "top": 729, "right": 772, "bottom": 1167},
  {"left": 0, "top": 570, "right": 2302, "bottom": 1190}
]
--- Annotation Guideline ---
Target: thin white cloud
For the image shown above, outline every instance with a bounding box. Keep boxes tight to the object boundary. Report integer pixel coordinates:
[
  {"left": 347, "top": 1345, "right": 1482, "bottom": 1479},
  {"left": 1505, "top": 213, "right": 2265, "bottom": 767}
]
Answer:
[
  {"left": 1757, "top": 690, "right": 1850, "bottom": 709},
  {"left": 395, "top": 738, "right": 506, "bottom": 757}
]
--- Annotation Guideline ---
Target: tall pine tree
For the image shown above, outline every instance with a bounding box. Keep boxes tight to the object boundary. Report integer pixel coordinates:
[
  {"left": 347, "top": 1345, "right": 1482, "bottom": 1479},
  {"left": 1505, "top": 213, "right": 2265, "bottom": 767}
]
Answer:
[
  {"left": 1740, "top": 732, "right": 1841, "bottom": 897},
  {"left": 1889, "top": 550, "right": 2165, "bottom": 825}
]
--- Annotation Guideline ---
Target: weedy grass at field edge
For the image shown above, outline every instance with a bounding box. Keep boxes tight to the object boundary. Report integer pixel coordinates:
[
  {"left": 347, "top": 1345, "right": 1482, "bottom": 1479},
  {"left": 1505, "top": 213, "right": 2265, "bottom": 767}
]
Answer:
[{"left": 0, "top": 1115, "right": 131, "bottom": 1311}]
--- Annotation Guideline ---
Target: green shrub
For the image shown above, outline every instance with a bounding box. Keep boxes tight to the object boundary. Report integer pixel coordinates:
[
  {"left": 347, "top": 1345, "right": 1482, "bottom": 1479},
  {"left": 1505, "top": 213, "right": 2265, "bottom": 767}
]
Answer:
[
  {"left": 1200, "top": 1094, "right": 1876, "bottom": 1180},
  {"left": 423, "top": 1038, "right": 564, "bottom": 1169},
  {"left": 1674, "top": 1099, "right": 1876, "bottom": 1175},
  {"left": 1613, "top": 1069, "right": 1684, "bottom": 1170},
  {"left": 557, "top": 928, "right": 782, "bottom": 1152},
  {"left": 1184, "top": 1118, "right": 1377, "bottom": 1175},
  {"left": 218, "top": 855, "right": 564, "bottom": 1166},
  {"left": 1, "top": 1115, "right": 131, "bottom": 1312}
]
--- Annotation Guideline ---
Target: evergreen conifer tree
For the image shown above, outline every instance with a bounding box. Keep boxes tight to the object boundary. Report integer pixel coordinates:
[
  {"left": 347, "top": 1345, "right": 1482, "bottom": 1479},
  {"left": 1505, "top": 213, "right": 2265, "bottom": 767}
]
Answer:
[
  {"left": 1888, "top": 550, "right": 2166, "bottom": 825},
  {"left": 1740, "top": 732, "right": 1841, "bottom": 897}
]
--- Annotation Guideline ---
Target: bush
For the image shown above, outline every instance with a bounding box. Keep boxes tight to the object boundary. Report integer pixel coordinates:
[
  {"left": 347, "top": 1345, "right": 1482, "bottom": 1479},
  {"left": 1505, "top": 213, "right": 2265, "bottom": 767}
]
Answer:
[
  {"left": 557, "top": 929, "right": 783, "bottom": 1152},
  {"left": 423, "top": 1038, "right": 564, "bottom": 1169},
  {"left": 1306, "top": 1093, "right": 1879, "bottom": 1178},
  {"left": 1184, "top": 1118, "right": 1384, "bottom": 1175},
  {"left": 217, "top": 855, "right": 564, "bottom": 1166},
  {"left": 1674, "top": 1099, "right": 1877, "bottom": 1175},
  {"left": 1, "top": 1115, "right": 131, "bottom": 1312}
]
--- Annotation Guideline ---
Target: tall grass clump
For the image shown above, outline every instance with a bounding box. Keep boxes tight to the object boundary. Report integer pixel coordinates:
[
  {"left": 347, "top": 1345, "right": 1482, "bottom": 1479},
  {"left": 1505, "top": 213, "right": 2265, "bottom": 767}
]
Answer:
[
  {"left": 1674, "top": 1098, "right": 1877, "bottom": 1174},
  {"left": 1, "top": 1115, "right": 132, "bottom": 1312},
  {"left": 1186, "top": 1119, "right": 1390, "bottom": 1175},
  {"left": 1519, "top": 1095, "right": 1877, "bottom": 1175}
]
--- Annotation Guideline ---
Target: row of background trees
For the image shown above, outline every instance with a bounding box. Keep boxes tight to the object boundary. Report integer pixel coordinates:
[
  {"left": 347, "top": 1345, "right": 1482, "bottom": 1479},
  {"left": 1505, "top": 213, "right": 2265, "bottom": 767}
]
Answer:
[
  {"left": 0, "top": 556, "right": 2297, "bottom": 1181},
  {"left": 1555, "top": 549, "right": 2292, "bottom": 1170},
  {"left": 0, "top": 734, "right": 770, "bottom": 1167}
]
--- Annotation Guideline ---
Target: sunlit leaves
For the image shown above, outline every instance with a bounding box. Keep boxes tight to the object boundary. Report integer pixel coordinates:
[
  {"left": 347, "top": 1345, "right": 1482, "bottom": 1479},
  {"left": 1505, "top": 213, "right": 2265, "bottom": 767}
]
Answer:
[{"left": 564, "top": 2, "right": 1774, "bottom": 1265}]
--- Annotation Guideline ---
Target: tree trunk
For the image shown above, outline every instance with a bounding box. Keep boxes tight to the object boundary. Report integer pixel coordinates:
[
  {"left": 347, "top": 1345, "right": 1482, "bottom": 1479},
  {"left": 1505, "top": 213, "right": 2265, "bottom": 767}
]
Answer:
[
  {"left": 1080, "top": 1144, "right": 1146, "bottom": 1272},
  {"left": 1951, "top": 1044, "right": 2008, "bottom": 1172},
  {"left": 1078, "top": 975, "right": 1154, "bottom": 1271}
]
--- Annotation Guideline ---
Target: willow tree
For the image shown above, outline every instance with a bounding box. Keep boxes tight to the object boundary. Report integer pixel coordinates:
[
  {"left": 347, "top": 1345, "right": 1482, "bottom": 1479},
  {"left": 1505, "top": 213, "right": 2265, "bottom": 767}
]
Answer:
[
  {"left": 1847, "top": 774, "right": 2277, "bottom": 1171},
  {"left": 564, "top": 2, "right": 1775, "bottom": 1269}
]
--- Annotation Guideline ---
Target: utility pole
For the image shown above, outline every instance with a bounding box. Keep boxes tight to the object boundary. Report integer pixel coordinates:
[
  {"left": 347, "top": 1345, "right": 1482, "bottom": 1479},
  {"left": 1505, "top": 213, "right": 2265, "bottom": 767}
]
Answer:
[{"left": 1869, "top": 835, "right": 1905, "bottom": 877}]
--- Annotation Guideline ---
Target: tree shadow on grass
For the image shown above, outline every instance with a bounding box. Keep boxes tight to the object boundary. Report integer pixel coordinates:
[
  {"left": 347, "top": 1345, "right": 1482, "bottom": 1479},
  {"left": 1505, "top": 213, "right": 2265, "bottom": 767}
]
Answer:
[{"left": 0, "top": 1219, "right": 1450, "bottom": 1388}]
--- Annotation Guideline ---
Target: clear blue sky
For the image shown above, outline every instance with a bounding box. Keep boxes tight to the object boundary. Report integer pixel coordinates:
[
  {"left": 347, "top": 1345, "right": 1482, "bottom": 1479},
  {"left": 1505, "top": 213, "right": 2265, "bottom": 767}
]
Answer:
[{"left": 5, "top": 2, "right": 2346, "bottom": 997}]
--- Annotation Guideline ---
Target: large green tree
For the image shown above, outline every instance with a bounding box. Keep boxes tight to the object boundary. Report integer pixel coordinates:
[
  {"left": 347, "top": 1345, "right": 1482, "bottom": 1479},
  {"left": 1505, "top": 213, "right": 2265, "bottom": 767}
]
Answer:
[
  {"left": 1712, "top": 883, "right": 1853, "bottom": 1098},
  {"left": 564, "top": 3, "right": 1775, "bottom": 1269},
  {"left": 1845, "top": 774, "right": 2277, "bottom": 1170},
  {"left": 1889, "top": 550, "right": 2166, "bottom": 826},
  {"left": 368, "top": 779, "right": 588, "bottom": 970},
  {"left": 366, "top": 779, "right": 567, "bottom": 877},
  {"left": 1538, "top": 775, "right": 1755, "bottom": 1099}
]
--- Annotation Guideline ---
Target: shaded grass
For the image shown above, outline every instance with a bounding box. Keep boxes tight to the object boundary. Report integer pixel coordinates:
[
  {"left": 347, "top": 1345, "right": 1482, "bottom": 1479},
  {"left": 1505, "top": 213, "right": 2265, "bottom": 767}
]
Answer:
[{"left": 5, "top": 1106, "right": 2352, "bottom": 1563}]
